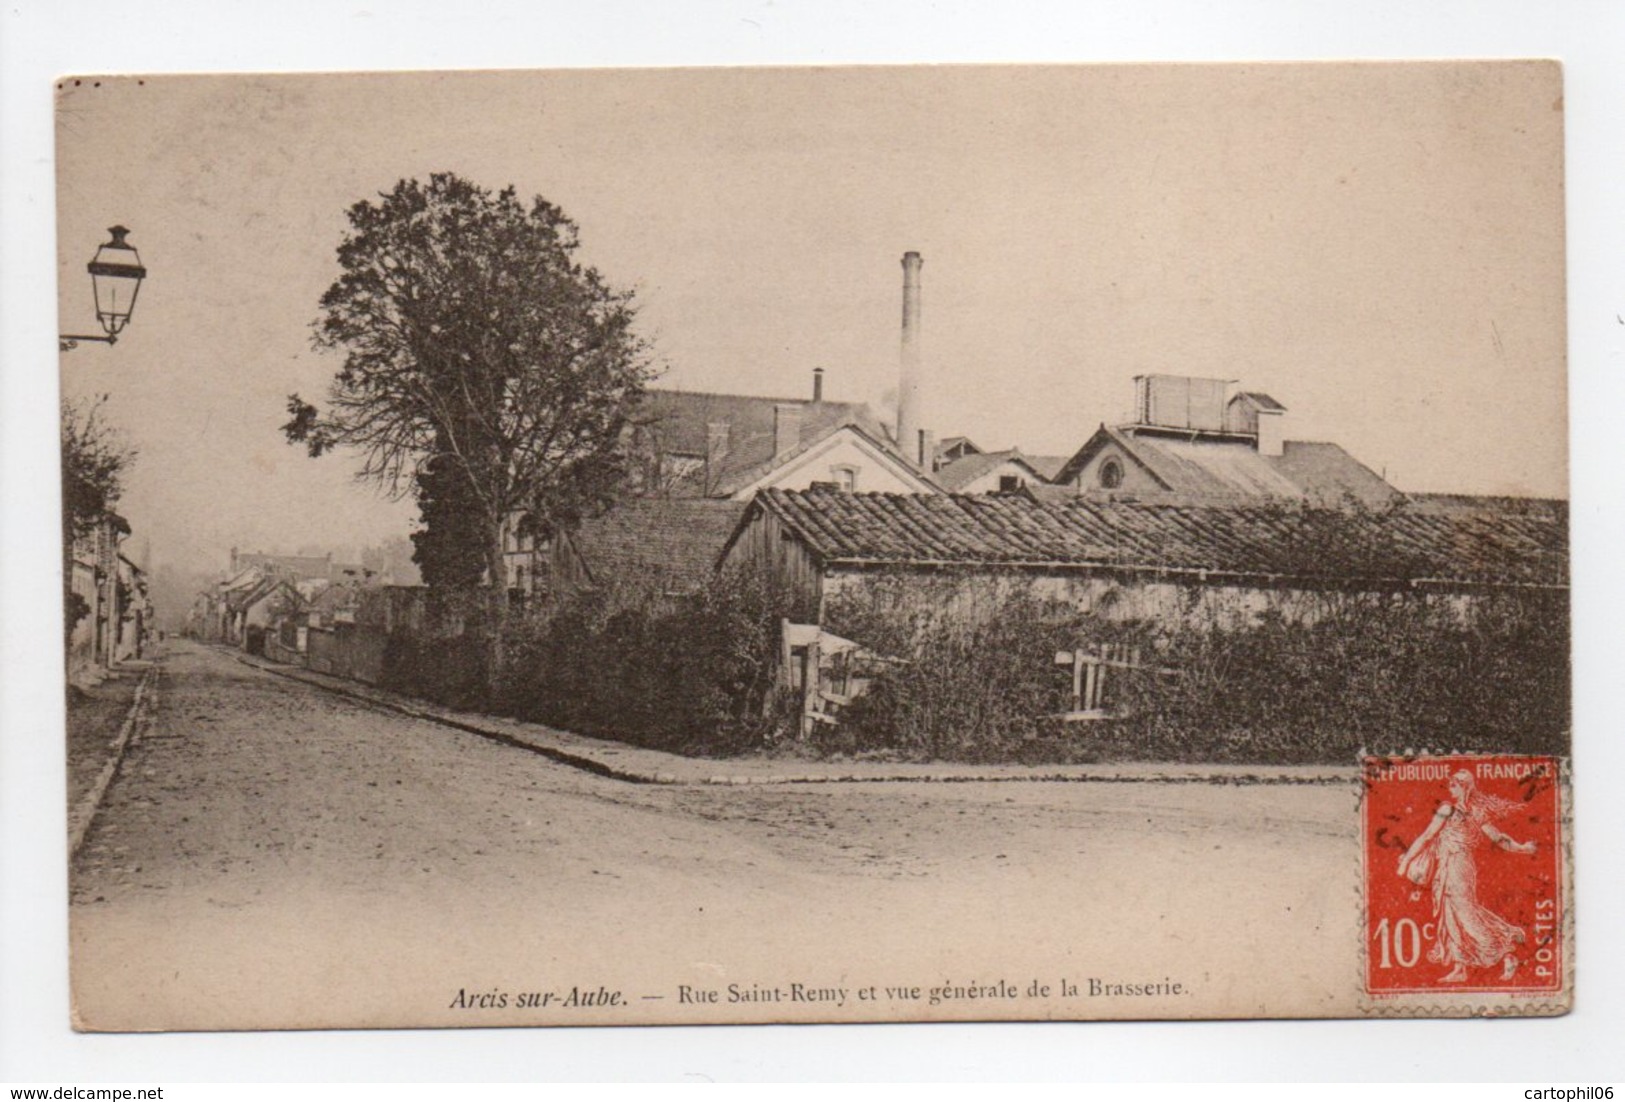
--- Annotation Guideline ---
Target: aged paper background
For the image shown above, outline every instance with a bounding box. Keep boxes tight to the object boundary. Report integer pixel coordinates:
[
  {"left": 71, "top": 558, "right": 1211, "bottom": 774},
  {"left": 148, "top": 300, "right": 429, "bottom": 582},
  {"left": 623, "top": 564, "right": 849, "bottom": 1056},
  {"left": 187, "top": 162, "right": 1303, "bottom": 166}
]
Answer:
[
  {"left": 3, "top": 0, "right": 1625, "bottom": 1085},
  {"left": 54, "top": 60, "right": 1570, "bottom": 1032}
]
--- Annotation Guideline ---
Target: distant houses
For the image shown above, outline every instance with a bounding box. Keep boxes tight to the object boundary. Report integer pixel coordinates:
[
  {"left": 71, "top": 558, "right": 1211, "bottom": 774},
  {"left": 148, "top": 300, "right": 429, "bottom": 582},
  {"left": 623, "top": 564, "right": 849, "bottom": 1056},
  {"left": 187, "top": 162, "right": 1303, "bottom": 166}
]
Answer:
[
  {"left": 190, "top": 549, "right": 378, "bottom": 655},
  {"left": 193, "top": 565, "right": 295, "bottom": 654},
  {"left": 227, "top": 548, "right": 368, "bottom": 584}
]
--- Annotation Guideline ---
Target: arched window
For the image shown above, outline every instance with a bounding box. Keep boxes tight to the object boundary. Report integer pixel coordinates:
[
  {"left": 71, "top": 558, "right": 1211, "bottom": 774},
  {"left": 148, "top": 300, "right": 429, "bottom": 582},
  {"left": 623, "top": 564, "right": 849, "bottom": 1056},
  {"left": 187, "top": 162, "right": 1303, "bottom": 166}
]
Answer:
[{"left": 1099, "top": 458, "right": 1124, "bottom": 489}]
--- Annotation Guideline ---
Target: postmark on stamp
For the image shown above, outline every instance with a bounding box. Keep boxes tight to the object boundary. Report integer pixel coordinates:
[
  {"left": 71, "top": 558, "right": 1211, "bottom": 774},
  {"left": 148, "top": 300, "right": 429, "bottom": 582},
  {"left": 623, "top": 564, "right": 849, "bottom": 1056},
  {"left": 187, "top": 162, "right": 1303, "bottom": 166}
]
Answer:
[{"left": 1363, "top": 755, "right": 1563, "bottom": 998}]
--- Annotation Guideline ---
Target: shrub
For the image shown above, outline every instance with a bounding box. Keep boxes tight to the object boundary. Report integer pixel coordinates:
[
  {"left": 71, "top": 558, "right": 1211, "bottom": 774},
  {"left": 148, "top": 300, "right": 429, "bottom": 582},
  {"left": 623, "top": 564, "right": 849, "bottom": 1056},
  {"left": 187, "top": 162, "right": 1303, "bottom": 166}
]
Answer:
[
  {"left": 494, "top": 564, "right": 795, "bottom": 756},
  {"left": 824, "top": 574, "right": 1569, "bottom": 764},
  {"left": 1105, "top": 589, "right": 1571, "bottom": 763},
  {"left": 825, "top": 575, "right": 1150, "bottom": 762},
  {"left": 377, "top": 565, "right": 1569, "bottom": 765},
  {"left": 380, "top": 628, "right": 488, "bottom": 711}
]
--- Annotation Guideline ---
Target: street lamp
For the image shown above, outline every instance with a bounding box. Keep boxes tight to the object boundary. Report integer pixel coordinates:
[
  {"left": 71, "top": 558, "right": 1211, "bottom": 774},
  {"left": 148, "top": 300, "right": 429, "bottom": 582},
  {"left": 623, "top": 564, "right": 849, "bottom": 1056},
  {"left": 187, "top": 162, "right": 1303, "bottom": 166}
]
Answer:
[{"left": 60, "top": 225, "right": 147, "bottom": 351}]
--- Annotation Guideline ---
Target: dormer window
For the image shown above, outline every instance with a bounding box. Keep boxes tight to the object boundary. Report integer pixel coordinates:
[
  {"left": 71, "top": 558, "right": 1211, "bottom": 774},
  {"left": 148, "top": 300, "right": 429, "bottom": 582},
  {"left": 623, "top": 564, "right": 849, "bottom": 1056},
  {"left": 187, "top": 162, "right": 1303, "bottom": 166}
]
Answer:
[{"left": 1099, "top": 458, "right": 1124, "bottom": 489}]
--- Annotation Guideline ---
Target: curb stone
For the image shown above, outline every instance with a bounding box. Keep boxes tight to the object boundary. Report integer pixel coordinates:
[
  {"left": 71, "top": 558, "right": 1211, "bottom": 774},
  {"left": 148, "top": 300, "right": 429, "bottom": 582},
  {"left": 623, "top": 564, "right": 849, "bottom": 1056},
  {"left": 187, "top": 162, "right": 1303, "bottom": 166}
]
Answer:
[
  {"left": 230, "top": 652, "right": 655, "bottom": 785},
  {"left": 226, "top": 648, "right": 1358, "bottom": 789}
]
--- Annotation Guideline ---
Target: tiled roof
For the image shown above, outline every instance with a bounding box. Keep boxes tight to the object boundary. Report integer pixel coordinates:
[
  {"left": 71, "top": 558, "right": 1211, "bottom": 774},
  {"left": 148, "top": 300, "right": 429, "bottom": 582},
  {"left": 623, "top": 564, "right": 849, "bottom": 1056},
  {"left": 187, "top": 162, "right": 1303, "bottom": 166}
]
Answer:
[
  {"left": 933, "top": 450, "right": 1048, "bottom": 491},
  {"left": 1405, "top": 492, "right": 1568, "bottom": 520},
  {"left": 633, "top": 388, "right": 901, "bottom": 495},
  {"left": 1057, "top": 426, "right": 1402, "bottom": 506},
  {"left": 1023, "top": 454, "right": 1070, "bottom": 481},
  {"left": 1266, "top": 441, "right": 1402, "bottom": 505},
  {"left": 219, "top": 566, "right": 265, "bottom": 593},
  {"left": 226, "top": 575, "right": 297, "bottom": 613},
  {"left": 1020, "top": 483, "right": 1080, "bottom": 506},
  {"left": 743, "top": 488, "right": 1567, "bottom": 588},
  {"left": 568, "top": 498, "right": 750, "bottom": 593},
  {"left": 308, "top": 578, "right": 377, "bottom": 614}
]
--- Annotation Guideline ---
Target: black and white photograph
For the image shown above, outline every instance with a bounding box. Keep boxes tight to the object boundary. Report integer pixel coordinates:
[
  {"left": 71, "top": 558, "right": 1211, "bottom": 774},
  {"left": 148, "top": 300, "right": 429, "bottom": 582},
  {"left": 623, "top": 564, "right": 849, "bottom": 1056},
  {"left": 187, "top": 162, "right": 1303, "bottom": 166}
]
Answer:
[{"left": 47, "top": 59, "right": 1573, "bottom": 1034}]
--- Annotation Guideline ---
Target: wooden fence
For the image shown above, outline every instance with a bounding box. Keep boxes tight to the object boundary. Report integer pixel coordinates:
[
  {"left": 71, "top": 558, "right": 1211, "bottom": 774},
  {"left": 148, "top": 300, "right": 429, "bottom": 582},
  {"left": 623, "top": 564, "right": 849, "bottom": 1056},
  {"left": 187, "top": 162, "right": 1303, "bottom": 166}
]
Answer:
[{"left": 1051, "top": 643, "right": 1165, "bottom": 720}]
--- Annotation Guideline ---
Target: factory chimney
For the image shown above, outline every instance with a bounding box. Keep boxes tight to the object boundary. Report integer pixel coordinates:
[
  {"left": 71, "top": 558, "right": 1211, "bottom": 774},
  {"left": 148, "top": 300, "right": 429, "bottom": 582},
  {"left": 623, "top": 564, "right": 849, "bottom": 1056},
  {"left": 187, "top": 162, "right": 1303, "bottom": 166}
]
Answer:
[{"left": 896, "top": 251, "right": 930, "bottom": 468}]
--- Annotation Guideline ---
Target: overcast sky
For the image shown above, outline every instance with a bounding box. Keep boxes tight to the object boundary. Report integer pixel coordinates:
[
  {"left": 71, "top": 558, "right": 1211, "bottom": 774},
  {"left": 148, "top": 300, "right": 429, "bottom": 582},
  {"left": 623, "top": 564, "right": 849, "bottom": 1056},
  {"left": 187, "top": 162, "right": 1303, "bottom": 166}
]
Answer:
[{"left": 54, "top": 62, "right": 1567, "bottom": 577}]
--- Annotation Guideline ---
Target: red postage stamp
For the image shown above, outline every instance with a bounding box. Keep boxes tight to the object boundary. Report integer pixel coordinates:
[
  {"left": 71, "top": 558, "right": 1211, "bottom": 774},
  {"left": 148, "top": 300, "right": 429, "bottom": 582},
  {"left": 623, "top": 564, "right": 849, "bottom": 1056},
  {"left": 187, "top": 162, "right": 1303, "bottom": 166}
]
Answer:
[{"left": 1363, "top": 755, "right": 1563, "bottom": 996}]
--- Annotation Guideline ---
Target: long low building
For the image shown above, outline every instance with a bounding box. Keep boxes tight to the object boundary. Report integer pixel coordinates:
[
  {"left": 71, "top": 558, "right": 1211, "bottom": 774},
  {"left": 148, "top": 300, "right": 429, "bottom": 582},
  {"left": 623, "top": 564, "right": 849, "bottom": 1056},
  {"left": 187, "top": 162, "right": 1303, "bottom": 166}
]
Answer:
[{"left": 717, "top": 486, "right": 1568, "bottom": 625}]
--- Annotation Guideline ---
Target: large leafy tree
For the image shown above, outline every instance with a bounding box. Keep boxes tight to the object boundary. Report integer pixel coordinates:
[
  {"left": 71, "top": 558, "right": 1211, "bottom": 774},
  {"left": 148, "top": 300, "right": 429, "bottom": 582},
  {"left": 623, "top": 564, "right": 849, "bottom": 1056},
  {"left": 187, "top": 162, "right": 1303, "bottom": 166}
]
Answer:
[
  {"left": 61, "top": 395, "right": 135, "bottom": 643},
  {"left": 284, "top": 173, "right": 653, "bottom": 671}
]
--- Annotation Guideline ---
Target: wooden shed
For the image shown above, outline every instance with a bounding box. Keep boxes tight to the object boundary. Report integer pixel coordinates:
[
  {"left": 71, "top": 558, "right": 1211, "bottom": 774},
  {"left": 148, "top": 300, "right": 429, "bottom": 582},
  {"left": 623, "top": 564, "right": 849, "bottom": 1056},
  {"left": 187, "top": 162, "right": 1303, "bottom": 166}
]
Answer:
[{"left": 718, "top": 486, "right": 1569, "bottom": 629}]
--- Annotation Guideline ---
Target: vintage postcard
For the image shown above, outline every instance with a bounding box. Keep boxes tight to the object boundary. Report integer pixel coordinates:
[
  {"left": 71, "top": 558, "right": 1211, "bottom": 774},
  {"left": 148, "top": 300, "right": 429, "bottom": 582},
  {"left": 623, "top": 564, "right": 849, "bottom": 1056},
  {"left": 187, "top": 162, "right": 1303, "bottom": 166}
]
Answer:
[{"left": 58, "top": 61, "right": 1569, "bottom": 1031}]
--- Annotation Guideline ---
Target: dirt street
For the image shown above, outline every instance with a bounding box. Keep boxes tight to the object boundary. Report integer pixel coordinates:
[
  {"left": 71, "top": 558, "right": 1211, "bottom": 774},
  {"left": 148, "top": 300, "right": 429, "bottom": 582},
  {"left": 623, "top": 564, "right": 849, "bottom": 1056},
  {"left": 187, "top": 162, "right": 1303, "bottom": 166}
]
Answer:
[{"left": 71, "top": 640, "right": 1359, "bottom": 1030}]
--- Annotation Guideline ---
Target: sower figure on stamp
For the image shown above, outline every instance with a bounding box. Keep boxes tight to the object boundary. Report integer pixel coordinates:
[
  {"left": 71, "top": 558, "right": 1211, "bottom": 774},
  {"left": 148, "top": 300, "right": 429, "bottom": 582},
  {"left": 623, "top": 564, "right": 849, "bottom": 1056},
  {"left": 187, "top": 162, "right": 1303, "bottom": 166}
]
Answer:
[{"left": 1397, "top": 769, "right": 1538, "bottom": 983}]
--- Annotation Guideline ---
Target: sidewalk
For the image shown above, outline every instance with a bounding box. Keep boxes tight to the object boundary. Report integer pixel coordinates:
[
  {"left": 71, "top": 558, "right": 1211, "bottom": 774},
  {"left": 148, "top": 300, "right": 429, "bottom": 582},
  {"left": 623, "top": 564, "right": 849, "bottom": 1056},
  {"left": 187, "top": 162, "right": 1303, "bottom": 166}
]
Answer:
[
  {"left": 233, "top": 649, "right": 1358, "bottom": 788},
  {"left": 66, "top": 660, "right": 156, "bottom": 856}
]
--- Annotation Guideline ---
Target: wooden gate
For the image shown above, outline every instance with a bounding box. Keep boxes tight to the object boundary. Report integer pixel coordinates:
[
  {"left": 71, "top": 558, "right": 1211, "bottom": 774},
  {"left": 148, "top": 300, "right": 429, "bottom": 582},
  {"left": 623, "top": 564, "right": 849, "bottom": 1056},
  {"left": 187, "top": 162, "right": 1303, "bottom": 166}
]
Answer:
[{"left": 1052, "top": 643, "right": 1151, "bottom": 720}]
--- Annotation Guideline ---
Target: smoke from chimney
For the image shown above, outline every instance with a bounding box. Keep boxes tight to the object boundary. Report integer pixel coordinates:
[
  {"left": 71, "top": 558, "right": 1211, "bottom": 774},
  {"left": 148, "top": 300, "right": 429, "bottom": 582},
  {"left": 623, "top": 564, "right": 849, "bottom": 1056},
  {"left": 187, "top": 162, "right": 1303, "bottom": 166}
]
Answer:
[{"left": 896, "top": 251, "right": 926, "bottom": 467}]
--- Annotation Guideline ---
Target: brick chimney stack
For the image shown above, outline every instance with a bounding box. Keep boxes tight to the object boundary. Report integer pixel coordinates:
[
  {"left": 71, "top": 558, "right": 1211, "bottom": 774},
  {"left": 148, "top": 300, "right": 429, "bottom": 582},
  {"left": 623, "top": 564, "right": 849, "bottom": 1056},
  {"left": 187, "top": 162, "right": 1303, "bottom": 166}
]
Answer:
[{"left": 896, "top": 251, "right": 927, "bottom": 467}]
